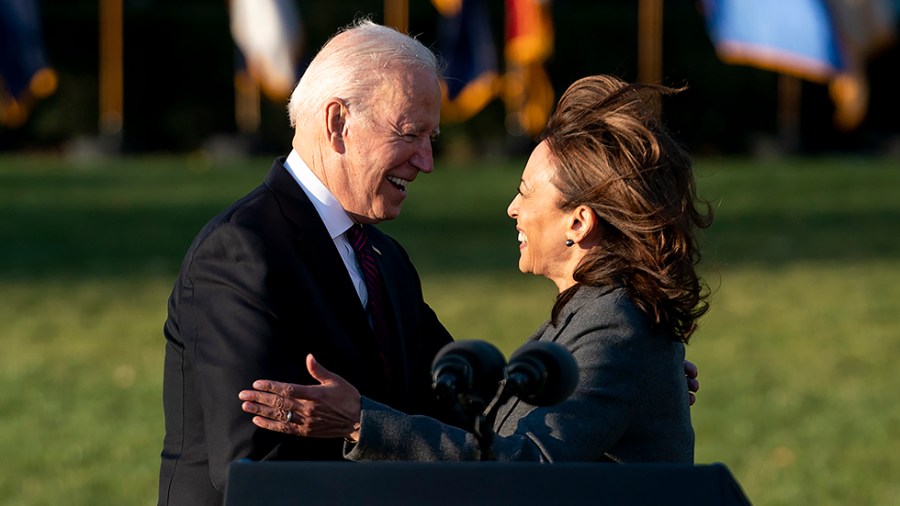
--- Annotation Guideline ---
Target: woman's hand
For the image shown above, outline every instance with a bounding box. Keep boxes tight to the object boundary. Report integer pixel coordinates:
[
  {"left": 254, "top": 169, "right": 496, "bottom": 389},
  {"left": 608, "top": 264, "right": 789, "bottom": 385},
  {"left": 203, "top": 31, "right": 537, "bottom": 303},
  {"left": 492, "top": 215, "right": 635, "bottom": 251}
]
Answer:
[
  {"left": 239, "top": 354, "right": 362, "bottom": 441},
  {"left": 684, "top": 359, "right": 700, "bottom": 406}
]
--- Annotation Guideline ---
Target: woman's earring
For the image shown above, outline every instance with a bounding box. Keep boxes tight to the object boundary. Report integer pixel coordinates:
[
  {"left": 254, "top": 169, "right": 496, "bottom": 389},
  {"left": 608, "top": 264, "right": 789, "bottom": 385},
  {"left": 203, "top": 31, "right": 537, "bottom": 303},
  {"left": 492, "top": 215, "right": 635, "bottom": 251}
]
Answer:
[{"left": 565, "top": 239, "right": 574, "bottom": 247}]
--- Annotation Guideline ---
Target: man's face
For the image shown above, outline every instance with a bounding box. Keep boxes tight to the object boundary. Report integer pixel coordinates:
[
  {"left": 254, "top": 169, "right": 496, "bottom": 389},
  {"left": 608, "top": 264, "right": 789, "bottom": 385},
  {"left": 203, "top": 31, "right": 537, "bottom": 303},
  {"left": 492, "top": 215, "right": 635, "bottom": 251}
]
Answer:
[{"left": 332, "top": 67, "right": 442, "bottom": 224}]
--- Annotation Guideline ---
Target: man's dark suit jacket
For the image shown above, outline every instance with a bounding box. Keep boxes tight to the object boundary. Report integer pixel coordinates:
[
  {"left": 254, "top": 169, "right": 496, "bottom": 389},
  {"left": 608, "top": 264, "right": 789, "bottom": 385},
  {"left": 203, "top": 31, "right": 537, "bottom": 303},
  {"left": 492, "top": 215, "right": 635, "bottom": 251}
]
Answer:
[{"left": 158, "top": 158, "right": 453, "bottom": 505}]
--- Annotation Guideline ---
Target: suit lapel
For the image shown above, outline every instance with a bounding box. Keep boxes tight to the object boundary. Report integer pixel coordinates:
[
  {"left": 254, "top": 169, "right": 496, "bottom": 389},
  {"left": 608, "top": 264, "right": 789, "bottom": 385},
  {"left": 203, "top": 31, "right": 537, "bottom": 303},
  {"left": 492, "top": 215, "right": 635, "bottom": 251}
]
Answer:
[{"left": 263, "top": 160, "right": 379, "bottom": 362}]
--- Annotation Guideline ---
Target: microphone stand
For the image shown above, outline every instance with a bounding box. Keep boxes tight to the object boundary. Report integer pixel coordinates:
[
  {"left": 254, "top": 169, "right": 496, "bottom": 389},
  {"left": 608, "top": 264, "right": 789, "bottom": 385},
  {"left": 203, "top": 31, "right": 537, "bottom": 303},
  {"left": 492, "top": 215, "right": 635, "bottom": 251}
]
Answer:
[
  {"left": 435, "top": 340, "right": 577, "bottom": 461},
  {"left": 474, "top": 379, "right": 516, "bottom": 461}
]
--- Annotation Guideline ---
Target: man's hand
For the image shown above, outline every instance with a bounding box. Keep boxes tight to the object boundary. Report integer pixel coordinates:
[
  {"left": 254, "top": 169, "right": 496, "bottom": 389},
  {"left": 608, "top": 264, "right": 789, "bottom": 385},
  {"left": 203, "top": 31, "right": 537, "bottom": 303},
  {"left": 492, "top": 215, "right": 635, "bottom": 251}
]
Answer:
[{"left": 239, "top": 354, "right": 362, "bottom": 441}]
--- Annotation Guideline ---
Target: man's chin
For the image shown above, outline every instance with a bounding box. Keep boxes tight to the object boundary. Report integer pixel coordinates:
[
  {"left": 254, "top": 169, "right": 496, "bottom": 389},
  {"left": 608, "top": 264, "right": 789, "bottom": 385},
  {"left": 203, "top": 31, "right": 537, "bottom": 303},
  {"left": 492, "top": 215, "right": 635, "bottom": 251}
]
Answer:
[
  {"left": 347, "top": 203, "right": 402, "bottom": 224},
  {"left": 379, "top": 203, "right": 404, "bottom": 222}
]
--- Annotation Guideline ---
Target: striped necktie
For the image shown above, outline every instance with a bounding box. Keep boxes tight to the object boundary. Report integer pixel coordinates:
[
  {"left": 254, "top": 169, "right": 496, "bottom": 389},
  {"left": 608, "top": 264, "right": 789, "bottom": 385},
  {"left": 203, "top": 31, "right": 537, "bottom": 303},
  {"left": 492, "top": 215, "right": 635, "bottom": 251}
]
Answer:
[{"left": 346, "top": 224, "right": 392, "bottom": 377}]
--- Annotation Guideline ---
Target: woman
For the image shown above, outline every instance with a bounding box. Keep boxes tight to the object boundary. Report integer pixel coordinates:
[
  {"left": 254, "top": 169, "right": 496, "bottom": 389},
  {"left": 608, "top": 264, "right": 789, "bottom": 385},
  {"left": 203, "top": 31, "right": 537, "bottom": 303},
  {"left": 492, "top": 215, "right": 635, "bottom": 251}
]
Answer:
[{"left": 239, "top": 74, "right": 712, "bottom": 463}]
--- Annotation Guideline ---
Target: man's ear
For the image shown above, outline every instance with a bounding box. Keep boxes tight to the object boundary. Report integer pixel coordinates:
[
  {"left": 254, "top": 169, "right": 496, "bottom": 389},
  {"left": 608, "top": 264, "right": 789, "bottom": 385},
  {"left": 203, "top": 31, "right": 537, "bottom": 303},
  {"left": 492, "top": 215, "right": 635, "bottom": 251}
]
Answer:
[{"left": 325, "top": 98, "right": 347, "bottom": 153}]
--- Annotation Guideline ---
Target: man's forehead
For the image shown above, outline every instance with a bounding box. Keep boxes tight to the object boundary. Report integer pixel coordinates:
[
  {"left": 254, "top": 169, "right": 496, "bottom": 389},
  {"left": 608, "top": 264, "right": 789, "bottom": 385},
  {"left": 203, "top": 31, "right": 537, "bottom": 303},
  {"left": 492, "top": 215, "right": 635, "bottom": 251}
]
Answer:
[{"left": 375, "top": 96, "right": 440, "bottom": 129}]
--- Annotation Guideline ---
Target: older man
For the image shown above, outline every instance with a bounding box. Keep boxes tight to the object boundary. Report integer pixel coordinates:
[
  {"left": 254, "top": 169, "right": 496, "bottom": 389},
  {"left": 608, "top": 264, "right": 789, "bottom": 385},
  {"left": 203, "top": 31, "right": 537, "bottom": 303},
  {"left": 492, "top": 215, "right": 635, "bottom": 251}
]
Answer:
[{"left": 158, "top": 20, "right": 453, "bottom": 505}]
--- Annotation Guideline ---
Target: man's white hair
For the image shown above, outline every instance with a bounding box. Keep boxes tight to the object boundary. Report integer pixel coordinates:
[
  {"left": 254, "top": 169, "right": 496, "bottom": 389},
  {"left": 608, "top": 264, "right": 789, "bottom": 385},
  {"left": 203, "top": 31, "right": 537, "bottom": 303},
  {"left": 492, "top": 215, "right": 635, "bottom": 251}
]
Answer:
[{"left": 287, "top": 19, "right": 441, "bottom": 128}]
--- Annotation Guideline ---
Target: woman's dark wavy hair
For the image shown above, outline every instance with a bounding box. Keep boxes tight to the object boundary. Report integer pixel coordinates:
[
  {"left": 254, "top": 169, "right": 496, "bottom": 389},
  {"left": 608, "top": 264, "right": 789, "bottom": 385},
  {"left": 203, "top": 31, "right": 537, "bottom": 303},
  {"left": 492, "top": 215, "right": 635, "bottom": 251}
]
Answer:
[{"left": 544, "top": 75, "right": 712, "bottom": 343}]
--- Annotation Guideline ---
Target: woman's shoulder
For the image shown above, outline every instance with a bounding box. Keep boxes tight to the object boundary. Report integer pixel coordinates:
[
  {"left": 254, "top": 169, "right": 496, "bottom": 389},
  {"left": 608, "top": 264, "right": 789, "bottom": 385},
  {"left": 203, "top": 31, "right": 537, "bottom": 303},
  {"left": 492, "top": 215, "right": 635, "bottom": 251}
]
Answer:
[
  {"left": 569, "top": 284, "right": 638, "bottom": 319},
  {"left": 565, "top": 284, "right": 667, "bottom": 342}
]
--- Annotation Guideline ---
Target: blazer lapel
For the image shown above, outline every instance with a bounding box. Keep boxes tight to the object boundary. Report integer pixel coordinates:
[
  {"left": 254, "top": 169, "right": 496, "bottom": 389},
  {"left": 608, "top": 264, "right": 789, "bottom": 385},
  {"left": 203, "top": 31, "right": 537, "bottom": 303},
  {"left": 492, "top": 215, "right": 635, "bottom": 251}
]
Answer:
[{"left": 494, "top": 285, "right": 611, "bottom": 431}]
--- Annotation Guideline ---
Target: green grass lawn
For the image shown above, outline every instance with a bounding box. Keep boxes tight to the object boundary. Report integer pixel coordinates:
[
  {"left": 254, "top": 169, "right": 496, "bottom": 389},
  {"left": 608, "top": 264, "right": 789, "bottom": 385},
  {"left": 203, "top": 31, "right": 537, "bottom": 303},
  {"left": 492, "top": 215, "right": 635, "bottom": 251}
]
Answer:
[{"left": 1, "top": 154, "right": 898, "bottom": 505}]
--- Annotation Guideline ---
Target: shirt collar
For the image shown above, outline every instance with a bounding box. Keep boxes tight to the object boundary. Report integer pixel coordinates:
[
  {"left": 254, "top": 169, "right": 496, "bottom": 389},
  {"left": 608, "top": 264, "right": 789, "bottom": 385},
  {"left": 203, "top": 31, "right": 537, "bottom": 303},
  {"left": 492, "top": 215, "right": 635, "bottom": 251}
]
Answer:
[{"left": 284, "top": 149, "right": 354, "bottom": 239}]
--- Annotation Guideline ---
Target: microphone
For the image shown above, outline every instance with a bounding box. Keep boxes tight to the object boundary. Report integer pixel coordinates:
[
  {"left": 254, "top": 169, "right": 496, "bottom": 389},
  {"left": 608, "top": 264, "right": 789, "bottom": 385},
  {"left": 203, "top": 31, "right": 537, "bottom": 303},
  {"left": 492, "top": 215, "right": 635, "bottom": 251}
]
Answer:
[
  {"left": 431, "top": 340, "right": 507, "bottom": 408},
  {"left": 474, "top": 341, "right": 579, "bottom": 460},
  {"left": 502, "top": 341, "right": 579, "bottom": 407}
]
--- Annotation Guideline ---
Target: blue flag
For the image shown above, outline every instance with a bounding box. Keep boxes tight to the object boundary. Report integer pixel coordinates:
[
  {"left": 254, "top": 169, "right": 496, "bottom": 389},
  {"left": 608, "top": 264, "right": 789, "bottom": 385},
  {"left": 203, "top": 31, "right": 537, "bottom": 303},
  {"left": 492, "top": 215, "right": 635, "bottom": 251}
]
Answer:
[
  {"left": 702, "top": 0, "right": 897, "bottom": 130},
  {"left": 432, "top": 0, "right": 500, "bottom": 122},
  {"left": 702, "top": 0, "right": 844, "bottom": 81},
  {"left": 0, "top": 0, "right": 57, "bottom": 127}
]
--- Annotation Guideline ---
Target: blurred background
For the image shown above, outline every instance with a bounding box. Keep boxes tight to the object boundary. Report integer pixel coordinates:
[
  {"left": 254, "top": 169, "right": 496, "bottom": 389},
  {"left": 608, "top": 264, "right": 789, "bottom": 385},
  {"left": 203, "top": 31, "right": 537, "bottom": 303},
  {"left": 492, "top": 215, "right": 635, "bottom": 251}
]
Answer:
[
  {"left": 3, "top": 0, "right": 899, "bottom": 158},
  {"left": 2, "top": 1, "right": 899, "bottom": 505}
]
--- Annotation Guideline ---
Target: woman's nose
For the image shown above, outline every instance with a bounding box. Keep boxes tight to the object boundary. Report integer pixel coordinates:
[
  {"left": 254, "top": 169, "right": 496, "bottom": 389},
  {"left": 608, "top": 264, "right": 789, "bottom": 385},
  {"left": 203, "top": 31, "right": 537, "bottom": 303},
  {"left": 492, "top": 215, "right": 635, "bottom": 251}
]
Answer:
[{"left": 507, "top": 195, "right": 519, "bottom": 218}]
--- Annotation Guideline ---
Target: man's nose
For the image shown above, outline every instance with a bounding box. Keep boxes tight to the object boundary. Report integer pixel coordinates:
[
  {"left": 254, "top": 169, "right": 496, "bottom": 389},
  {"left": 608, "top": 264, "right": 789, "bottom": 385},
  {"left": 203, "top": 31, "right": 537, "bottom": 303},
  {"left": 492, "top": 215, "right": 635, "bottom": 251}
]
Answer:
[{"left": 411, "top": 138, "right": 433, "bottom": 173}]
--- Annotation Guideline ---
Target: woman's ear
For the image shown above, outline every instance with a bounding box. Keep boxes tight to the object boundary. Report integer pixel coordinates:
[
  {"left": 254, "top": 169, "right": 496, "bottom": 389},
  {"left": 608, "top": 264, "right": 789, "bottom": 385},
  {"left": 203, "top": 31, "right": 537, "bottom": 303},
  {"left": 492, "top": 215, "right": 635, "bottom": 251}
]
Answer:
[
  {"left": 568, "top": 205, "right": 599, "bottom": 245},
  {"left": 325, "top": 99, "right": 347, "bottom": 153}
]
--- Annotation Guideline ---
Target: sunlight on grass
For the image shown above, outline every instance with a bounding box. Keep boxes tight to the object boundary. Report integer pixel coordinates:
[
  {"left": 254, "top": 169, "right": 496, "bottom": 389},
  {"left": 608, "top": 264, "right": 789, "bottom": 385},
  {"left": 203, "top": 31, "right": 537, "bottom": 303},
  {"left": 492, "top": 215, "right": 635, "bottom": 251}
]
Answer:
[
  {"left": 0, "top": 277, "right": 169, "bottom": 504},
  {"left": 691, "top": 261, "right": 900, "bottom": 505},
  {"left": 2, "top": 155, "right": 899, "bottom": 505}
]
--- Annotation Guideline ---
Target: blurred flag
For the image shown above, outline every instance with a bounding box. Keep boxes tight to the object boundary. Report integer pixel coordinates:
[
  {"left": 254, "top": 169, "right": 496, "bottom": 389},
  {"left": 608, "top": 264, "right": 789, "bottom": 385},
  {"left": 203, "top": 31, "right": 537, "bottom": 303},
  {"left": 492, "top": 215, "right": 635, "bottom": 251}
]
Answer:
[
  {"left": 702, "top": 0, "right": 843, "bottom": 81},
  {"left": 823, "top": 0, "right": 896, "bottom": 130},
  {"left": 504, "top": 0, "right": 554, "bottom": 138},
  {"left": 0, "top": 0, "right": 57, "bottom": 128},
  {"left": 228, "top": 0, "right": 303, "bottom": 102},
  {"left": 702, "top": 0, "right": 896, "bottom": 130},
  {"left": 432, "top": 0, "right": 500, "bottom": 123}
]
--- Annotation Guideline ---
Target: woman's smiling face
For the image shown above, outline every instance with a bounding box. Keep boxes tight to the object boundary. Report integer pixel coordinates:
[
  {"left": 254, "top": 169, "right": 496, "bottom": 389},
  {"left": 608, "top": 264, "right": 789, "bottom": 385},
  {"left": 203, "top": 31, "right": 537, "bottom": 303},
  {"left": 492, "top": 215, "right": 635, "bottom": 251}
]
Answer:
[{"left": 506, "top": 141, "right": 575, "bottom": 289}]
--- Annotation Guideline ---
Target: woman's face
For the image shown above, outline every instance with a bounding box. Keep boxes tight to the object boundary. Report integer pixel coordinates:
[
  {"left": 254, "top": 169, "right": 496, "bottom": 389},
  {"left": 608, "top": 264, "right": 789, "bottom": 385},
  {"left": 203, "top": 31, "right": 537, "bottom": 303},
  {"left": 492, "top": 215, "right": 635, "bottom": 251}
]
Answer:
[{"left": 507, "top": 142, "right": 576, "bottom": 291}]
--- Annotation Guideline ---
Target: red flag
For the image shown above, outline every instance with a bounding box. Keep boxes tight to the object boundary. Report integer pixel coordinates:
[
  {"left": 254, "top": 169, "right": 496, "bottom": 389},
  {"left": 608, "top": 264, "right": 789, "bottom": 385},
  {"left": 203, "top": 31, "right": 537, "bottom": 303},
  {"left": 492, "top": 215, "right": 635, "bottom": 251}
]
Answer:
[{"left": 503, "top": 0, "right": 554, "bottom": 138}]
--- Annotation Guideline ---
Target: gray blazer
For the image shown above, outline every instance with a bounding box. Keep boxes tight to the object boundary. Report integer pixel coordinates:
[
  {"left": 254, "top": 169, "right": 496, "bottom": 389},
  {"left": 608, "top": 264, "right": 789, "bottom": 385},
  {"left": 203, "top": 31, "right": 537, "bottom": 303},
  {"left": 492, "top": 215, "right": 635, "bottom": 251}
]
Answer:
[{"left": 345, "top": 284, "right": 694, "bottom": 463}]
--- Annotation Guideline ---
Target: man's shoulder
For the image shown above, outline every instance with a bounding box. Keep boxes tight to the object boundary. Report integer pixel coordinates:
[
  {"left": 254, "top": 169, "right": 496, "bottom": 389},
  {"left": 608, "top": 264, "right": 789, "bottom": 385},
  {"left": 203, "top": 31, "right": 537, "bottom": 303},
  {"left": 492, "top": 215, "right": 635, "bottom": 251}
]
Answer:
[
  {"left": 212, "top": 158, "right": 312, "bottom": 228},
  {"left": 179, "top": 174, "right": 287, "bottom": 259},
  {"left": 191, "top": 183, "right": 271, "bottom": 238}
]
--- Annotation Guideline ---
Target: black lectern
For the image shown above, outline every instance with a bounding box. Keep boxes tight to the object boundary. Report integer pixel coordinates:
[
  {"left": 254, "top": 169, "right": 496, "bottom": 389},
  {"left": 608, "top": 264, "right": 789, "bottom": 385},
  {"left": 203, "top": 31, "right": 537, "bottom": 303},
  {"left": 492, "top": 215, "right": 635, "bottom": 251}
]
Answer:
[{"left": 224, "top": 461, "right": 751, "bottom": 505}]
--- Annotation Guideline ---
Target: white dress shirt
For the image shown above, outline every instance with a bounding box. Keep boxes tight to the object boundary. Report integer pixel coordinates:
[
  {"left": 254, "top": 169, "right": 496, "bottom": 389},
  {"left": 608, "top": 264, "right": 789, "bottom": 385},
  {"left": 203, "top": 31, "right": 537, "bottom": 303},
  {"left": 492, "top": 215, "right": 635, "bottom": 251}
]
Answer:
[{"left": 283, "top": 149, "right": 367, "bottom": 307}]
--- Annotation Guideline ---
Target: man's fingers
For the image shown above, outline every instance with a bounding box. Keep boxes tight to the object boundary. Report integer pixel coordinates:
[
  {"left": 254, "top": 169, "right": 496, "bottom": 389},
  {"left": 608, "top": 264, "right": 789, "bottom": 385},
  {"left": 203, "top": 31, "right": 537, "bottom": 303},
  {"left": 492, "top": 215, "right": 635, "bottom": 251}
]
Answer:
[
  {"left": 239, "top": 389, "right": 290, "bottom": 409},
  {"left": 306, "top": 354, "right": 340, "bottom": 384},
  {"left": 250, "top": 415, "right": 306, "bottom": 436},
  {"left": 251, "top": 379, "right": 301, "bottom": 396}
]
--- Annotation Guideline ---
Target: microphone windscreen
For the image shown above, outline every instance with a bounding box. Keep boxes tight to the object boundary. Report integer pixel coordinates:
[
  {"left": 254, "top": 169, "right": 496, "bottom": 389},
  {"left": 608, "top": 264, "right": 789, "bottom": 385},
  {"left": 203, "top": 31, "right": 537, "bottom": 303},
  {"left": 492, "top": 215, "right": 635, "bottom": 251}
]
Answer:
[
  {"left": 431, "top": 340, "right": 507, "bottom": 403},
  {"left": 506, "top": 341, "right": 579, "bottom": 406}
]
